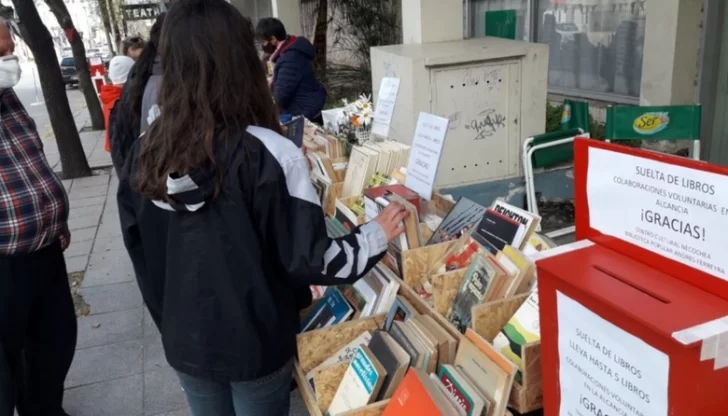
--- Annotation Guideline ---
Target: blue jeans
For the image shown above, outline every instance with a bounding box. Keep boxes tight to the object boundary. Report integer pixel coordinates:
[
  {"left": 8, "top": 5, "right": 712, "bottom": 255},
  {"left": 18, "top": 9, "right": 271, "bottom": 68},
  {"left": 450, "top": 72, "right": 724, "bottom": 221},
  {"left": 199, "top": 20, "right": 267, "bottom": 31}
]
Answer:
[{"left": 176, "top": 359, "right": 293, "bottom": 416}]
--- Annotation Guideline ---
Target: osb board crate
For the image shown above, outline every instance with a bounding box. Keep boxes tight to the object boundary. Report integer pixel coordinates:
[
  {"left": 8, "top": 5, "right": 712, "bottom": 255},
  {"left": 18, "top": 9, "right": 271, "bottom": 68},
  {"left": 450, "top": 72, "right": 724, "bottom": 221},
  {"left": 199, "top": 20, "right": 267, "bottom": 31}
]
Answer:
[
  {"left": 326, "top": 182, "right": 344, "bottom": 217},
  {"left": 471, "top": 293, "right": 543, "bottom": 414},
  {"left": 400, "top": 240, "right": 458, "bottom": 289},
  {"left": 406, "top": 265, "right": 544, "bottom": 413},
  {"left": 295, "top": 315, "right": 387, "bottom": 416},
  {"left": 295, "top": 279, "right": 466, "bottom": 416},
  {"left": 336, "top": 196, "right": 366, "bottom": 226}
]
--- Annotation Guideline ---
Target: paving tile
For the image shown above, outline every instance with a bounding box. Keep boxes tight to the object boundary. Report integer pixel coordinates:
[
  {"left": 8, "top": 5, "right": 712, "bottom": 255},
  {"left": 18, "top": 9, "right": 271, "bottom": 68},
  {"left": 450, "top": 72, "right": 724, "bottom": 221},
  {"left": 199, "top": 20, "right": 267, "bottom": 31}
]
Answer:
[
  {"left": 71, "top": 226, "right": 98, "bottom": 242},
  {"left": 72, "top": 174, "right": 110, "bottom": 189},
  {"left": 65, "top": 340, "right": 143, "bottom": 388},
  {"left": 83, "top": 249, "right": 135, "bottom": 287},
  {"left": 76, "top": 307, "right": 143, "bottom": 349},
  {"left": 144, "top": 368, "right": 188, "bottom": 415},
  {"left": 95, "top": 221, "right": 123, "bottom": 239},
  {"left": 80, "top": 282, "right": 143, "bottom": 316},
  {"left": 64, "top": 239, "right": 93, "bottom": 259},
  {"left": 290, "top": 390, "right": 309, "bottom": 416},
  {"left": 69, "top": 204, "right": 104, "bottom": 220},
  {"left": 65, "top": 255, "right": 88, "bottom": 273},
  {"left": 92, "top": 236, "right": 127, "bottom": 253},
  {"left": 70, "top": 195, "right": 107, "bottom": 209},
  {"left": 64, "top": 374, "right": 144, "bottom": 416},
  {"left": 62, "top": 179, "right": 72, "bottom": 192},
  {"left": 68, "top": 184, "right": 109, "bottom": 199},
  {"left": 149, "top": 408, "right": 191, "bottom": 416},
  {"left": 68, "top": 214, "right": 101, "bottom": 232},
  {"left": 143, "top": 335, "right": 169, "bottom": 372},
  {"left": 144, "top": 307, "right": 160, "bottom": 337},
  {"left": 99, "top": 211, "right": 121, "bottom": 227}
]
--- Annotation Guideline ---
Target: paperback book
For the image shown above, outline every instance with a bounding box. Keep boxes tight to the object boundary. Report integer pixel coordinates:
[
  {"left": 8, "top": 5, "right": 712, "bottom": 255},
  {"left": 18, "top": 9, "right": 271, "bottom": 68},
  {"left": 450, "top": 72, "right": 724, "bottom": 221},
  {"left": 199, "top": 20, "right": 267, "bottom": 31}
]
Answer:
[{"left": 492, "top": 287, "right": 541, "bottom": 383}]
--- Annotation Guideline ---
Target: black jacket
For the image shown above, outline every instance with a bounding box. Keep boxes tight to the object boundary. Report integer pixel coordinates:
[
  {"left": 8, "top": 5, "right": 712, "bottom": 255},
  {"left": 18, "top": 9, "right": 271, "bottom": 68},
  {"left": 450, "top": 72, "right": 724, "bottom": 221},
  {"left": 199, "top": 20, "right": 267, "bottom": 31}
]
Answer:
[
  {"left": 273, "top": 36, "right": 327, "bottom": 120},
  {"left": 117, "top": 125, "right": 387, "bottom": 382}
]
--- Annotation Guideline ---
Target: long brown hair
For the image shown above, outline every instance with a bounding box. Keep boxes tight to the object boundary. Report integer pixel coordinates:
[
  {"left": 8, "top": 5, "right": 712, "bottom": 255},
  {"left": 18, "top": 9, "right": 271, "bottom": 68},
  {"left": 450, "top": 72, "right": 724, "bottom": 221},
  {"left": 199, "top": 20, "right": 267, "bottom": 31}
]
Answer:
[{"left": 136, "top": 0, "right": 281, "bottom": 201}]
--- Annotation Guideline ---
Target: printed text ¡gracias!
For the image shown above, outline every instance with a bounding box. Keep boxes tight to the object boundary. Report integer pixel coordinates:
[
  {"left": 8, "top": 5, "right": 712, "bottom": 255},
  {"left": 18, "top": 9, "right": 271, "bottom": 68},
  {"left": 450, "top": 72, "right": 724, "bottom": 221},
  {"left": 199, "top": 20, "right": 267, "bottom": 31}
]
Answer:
[
  {"left": 641, "top": 210, "right": 705, "bottom": 241},
  {"left": 635, "top": 166, "right": 716, "bottom": 195}
]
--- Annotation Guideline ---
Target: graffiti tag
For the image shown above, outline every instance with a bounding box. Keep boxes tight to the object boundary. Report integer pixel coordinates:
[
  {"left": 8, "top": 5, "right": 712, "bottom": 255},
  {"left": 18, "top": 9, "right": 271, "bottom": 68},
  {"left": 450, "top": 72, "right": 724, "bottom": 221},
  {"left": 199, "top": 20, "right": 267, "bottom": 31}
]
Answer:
[{"left": 465, "top": 109, "right": 506, "bottom": 140}]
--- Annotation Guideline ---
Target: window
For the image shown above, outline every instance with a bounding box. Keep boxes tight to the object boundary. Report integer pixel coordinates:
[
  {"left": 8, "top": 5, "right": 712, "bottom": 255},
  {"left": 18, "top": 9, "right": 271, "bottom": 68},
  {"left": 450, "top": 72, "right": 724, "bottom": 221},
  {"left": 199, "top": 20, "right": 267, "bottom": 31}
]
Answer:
[
  {"left": 465, "top": 0, "right": 647, "bottom": 100},
  {"left": 61, "top": 57, "right": 74, "bottom": 66},
  {"left": 467, "top": 0, "right": 531, "bottom": 41}
]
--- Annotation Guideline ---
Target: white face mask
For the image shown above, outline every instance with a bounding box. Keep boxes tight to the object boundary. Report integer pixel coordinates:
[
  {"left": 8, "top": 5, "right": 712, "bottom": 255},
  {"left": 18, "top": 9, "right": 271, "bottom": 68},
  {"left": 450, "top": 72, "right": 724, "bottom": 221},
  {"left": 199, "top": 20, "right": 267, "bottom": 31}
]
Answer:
[{"left": 0, "top": 56, "right": 21, "bottom": 89}]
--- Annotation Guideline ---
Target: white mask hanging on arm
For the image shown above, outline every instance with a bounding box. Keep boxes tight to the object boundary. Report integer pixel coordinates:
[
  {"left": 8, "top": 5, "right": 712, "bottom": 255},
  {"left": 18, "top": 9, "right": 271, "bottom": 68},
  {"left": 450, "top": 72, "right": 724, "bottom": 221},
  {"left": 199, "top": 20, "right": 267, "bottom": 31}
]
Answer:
[{"left": 0, "top": 55, "right": 21, "bottom": 89}]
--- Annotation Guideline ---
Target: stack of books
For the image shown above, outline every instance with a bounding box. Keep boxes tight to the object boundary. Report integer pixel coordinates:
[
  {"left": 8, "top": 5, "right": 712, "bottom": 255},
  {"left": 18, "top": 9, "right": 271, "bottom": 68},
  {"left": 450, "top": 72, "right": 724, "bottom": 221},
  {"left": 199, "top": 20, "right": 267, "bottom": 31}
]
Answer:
[
  {"left": 317, "top": 296, "right": 520, "bottom": 416},
  {"left": 300, "top": 264, "right": 401, "bottom": 333}
]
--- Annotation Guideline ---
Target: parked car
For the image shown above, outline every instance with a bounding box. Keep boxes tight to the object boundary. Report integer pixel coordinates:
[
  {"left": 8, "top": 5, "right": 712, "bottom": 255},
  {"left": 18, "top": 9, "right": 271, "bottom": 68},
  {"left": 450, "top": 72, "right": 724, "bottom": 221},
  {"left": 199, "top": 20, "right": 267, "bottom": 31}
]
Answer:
[{"left": 60, "top": 56, "right": 78, "bottom": 88}]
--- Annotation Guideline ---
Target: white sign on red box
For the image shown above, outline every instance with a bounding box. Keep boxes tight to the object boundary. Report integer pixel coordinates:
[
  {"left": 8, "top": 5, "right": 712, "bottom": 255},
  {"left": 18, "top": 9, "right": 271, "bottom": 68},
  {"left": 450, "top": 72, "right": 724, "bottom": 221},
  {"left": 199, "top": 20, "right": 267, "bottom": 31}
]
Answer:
[
  {"left": 586, "top": 146, "right": 728, "bottom": 282},
  {"left": 371, "top": 77, "right": 400, "bottom": 138},
  {"left": 557, "top": 291, "right": 669, "bottom": 416},
  {"left": 405, "top": 112, "right": 449, "bottom": 200}
]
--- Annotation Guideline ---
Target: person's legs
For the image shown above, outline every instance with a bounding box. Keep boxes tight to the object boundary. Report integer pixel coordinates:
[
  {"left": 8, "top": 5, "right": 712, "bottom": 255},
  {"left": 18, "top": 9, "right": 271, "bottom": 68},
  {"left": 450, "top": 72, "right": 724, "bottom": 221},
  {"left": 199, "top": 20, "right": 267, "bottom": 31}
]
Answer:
[
  {"left": 230, "top": 359, "right": 293, "bottom": 416},
  {"left": 0, "top": 339, "right": 16, "bottom": 416},
  {"left": 16, "top": 241, "right": 76, "bottom": 416},
  {"left": 0, "top": 249, "right": 35, "bottom": 416},
  {"left": 177, "top": 372, "right": 235, "bottom": 416}
]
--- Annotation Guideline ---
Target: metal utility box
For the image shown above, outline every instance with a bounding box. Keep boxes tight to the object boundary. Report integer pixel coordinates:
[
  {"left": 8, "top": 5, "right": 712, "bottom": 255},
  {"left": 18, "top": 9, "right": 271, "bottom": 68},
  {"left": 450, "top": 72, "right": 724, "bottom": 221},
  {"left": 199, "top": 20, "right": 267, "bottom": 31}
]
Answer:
[{"left": 371, "top": 37, "right": 548, "bottom": 188}]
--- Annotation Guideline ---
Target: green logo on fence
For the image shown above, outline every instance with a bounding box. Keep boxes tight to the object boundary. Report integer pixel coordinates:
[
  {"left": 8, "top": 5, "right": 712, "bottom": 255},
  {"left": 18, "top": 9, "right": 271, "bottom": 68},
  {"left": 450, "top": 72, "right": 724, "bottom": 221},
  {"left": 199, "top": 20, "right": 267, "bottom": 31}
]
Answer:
[{"left": 633, "top": 112, "right": 670, "bottom": 135}]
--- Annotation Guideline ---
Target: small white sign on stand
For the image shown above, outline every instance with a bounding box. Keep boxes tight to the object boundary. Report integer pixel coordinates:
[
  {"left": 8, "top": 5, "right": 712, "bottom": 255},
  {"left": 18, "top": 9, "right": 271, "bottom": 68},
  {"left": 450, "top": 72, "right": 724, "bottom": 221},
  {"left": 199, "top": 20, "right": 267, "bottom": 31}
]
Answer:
[
  {"left": 405, "top": 112, "right": 449, "bottom": 200},
  {"left": 371, "top": 77, "right": 400, "bottom": 139}
]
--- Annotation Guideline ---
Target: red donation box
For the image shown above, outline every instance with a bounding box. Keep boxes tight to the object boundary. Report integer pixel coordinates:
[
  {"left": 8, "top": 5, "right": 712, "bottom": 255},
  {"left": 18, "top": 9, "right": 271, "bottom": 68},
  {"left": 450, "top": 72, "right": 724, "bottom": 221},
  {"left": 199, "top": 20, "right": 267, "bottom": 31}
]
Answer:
[
  {"left": 538, "top": 138, "right": 728, "bottom": 416},
  {"left": 88, "top": 56, "right": 106, "bottom": 95}
]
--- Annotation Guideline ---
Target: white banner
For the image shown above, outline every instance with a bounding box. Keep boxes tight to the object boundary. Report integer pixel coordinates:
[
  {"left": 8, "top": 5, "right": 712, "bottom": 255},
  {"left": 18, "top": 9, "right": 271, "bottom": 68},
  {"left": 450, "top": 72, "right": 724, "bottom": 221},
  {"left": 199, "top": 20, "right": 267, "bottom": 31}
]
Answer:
[{"left": 586, "top": 147, "right": 728, "bottom": 281}]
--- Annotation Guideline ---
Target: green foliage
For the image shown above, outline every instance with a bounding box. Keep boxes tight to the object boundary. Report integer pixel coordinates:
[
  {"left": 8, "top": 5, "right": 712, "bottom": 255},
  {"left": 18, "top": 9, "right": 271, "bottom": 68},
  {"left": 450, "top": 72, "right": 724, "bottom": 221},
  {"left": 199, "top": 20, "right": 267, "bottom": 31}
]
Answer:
[{"left": 324, "top": 0, "right": 399, "bottom": 99}]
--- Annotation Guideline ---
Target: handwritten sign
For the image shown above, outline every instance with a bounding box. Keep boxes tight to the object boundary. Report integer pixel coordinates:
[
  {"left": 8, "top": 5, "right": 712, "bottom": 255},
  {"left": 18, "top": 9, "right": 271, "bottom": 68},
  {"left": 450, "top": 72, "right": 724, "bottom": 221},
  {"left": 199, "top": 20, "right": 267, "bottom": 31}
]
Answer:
[
  {"left": 405, "top": 112, "right": 449, "bottom": 200},
  {"left": 557, "top": 292, "right": 669, "bottom": 416},
  {"left": 371, "top": 77, "right": 400, "bottom": 139},
  {"left": 587, "top": 147, "right": 728, "bottom": 281}
]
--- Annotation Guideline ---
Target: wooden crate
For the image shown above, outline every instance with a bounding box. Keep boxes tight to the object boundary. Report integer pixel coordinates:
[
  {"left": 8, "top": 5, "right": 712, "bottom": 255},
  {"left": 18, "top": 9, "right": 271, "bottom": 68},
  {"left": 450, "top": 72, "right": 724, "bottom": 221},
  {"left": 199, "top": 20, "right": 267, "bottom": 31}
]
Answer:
[
  {"left": 294, "top": 283, "right": 463, "bottom": 416},
  {"left": 326, "top": 182, "right": 344, "bottom": 217},
  {"left": 469, "top": 293, "right": 543, "bottom": 414},
  {"left": 400, "top": 249, "right": 544, "bottom": 413},
  {"left": 295, "top": 316, "right": 389, "bottom": 416}
]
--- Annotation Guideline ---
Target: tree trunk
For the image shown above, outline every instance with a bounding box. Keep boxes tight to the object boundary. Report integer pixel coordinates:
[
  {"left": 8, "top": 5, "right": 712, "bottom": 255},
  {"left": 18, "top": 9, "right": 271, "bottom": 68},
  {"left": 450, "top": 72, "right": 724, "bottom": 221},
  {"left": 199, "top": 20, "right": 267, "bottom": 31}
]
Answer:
[
  {"left": 44, "top": 0, "right": 105, "bottom": 130},
  {"left": 108, "top": 1, "right": 122, "bottom": 47},
  {"left": 312, "top": 0, "right": 328, "bottom": 76},
  {"left": 11, "top": 0, "right": 91, "bottom": 179},
  {"left": 96, "top": 0, "right": 116, "bottom": 54}
]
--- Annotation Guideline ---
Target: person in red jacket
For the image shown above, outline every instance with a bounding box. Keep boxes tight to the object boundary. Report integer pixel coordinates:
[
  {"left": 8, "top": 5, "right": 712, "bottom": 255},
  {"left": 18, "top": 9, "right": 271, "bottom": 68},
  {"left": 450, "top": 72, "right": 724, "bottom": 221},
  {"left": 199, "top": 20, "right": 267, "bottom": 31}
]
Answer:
[{"left": 101, "top": 56, "right": 135, "bottom": 152}]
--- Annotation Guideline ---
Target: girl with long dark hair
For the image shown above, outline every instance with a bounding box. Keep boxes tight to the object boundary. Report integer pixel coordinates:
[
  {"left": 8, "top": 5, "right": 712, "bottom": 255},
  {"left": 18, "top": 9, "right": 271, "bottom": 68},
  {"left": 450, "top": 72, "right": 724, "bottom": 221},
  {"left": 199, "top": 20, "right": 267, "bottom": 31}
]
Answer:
[
  {"left": 110, "top": 13, "right": 165, "bottom": 175},
  {"left": 116, "top": 1, "right": 408, "bottom": 415}
]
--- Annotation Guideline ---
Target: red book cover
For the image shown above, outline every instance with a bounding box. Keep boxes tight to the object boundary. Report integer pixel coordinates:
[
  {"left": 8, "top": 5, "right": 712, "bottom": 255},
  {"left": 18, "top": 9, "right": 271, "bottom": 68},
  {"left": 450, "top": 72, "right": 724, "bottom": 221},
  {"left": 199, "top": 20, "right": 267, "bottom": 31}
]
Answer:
[
  {"left": 363, "top": 184, "right": 421, "bottom": 215},
  {"left": 382, "top": 369, "right": 443, "bottom": 416}
]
